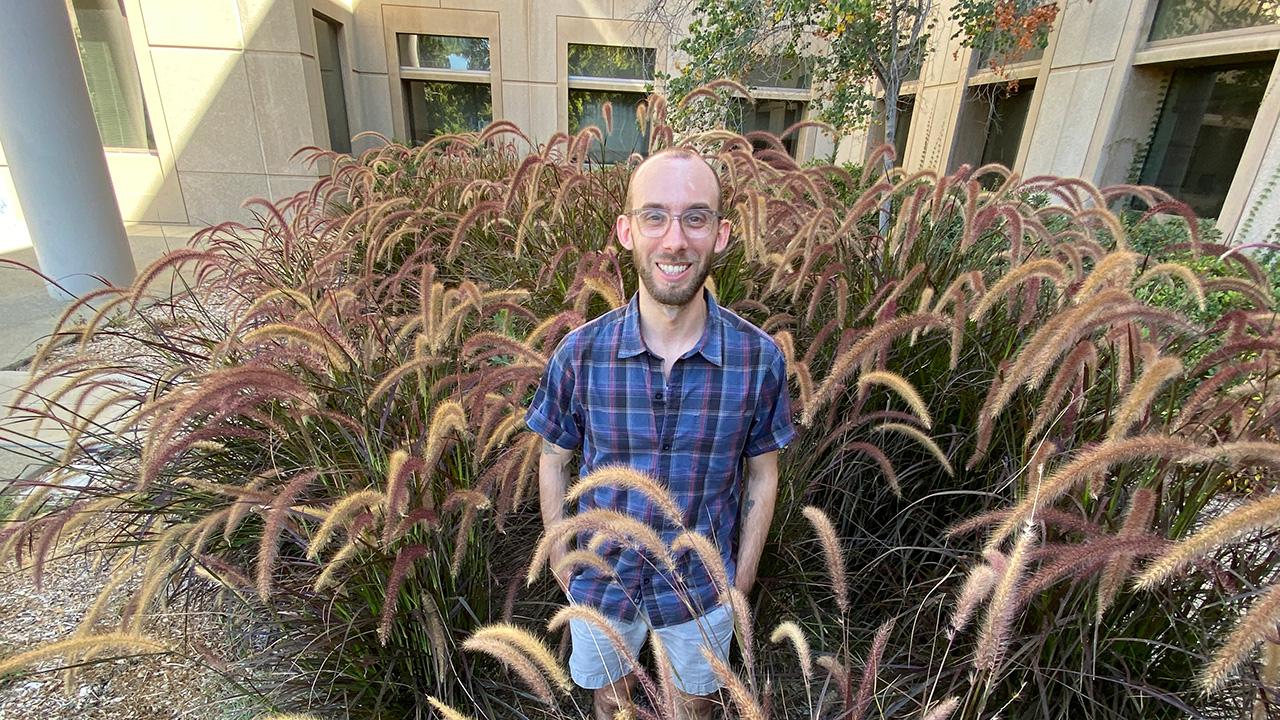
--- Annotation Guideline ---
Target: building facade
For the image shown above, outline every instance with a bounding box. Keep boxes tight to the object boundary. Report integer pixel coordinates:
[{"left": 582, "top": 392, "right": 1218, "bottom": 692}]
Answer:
[{"left": 1, "top": 0, "right": 1278, "bottom": 256}]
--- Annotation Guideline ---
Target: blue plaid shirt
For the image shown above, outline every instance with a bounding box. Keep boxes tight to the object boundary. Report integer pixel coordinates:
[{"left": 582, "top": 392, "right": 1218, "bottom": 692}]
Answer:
[{"left": 525, "top": 290, "right": 795, "bottom": 628}]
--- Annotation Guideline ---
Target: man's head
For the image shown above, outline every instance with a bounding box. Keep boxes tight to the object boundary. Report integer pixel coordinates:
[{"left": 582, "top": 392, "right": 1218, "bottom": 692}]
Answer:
[{"left": 616, "top": 148, "right": 731, "bottom": 309}]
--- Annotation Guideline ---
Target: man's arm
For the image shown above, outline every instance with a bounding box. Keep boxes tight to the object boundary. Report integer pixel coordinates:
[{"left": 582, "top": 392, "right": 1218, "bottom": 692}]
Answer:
[
  {"left": 734, "top": 450, "right": 780, "bottom": 596},
  {"left": 538, "top": 439, "right": 576, "bottom": 589}
]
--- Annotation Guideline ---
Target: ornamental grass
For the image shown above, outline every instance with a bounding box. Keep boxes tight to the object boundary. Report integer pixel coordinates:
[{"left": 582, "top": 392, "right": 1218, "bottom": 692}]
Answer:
[{"left": 1, "top": 93, "right": 1278, "bottom": 718}]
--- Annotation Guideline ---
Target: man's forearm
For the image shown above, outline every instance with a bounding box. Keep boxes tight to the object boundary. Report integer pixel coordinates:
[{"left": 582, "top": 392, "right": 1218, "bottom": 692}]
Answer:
[
  {"left": 735, "top": 451, "right": 780, "bottom": 595},
  {"left": 538, "top": 440, "right": 574, "bottom": 585}
]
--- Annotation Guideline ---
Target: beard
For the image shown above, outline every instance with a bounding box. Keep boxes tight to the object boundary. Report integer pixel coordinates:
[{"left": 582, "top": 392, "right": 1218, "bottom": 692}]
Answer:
[{"left": 635, "top": 252, "right": 714, "bottom": 308}]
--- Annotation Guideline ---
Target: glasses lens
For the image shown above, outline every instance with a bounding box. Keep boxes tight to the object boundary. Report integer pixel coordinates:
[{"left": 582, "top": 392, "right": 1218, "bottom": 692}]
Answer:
[
  {"left": 680, "top": 209, "right": 716, "bottom": 236},
  {"left": 635, "top": 209, "right": 669, "bottom": 237}
]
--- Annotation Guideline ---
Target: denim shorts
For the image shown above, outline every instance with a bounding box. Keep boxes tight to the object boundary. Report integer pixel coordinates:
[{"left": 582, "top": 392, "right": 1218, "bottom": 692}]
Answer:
[{"left": 567, "top": 603, "right": 734, "bottom": 696}]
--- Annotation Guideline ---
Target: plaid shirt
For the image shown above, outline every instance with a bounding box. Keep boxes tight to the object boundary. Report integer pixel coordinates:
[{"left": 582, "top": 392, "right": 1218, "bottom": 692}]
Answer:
[{"left": 525, "top": 290, "right": 796, "bottom": 628}]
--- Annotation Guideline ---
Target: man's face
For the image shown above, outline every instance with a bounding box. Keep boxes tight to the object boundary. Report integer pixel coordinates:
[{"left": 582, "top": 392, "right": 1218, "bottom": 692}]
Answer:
[{"left": 615, "top": 155, "right": 731, "bottom": 309}]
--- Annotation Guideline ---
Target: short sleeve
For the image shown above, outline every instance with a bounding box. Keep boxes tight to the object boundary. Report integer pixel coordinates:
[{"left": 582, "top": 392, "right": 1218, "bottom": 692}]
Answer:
[
  {"left": 744, "top": 346, "right": 796, "bottom": 457},
  {"left": 524, "top": 335, "right": 582, "bottom": 451}
]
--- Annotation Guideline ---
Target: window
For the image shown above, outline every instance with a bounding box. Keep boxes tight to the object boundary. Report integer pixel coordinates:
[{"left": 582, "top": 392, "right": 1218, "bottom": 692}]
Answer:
[
  {"left": 567, "top": 44, "right": 655, "bottom": 163},
  {"left": 1138, "top": 60, "right": 1272, "bottom": 218},
  {"left": 1149, "top": 0, "right": 1280, "bottom": 42},
  {"left": 979, "top": 84, "right": 1034, "bottom": 169},
  {"left": 731, "top": 57, "right": 812, "bottom": 157},
  {"left": 397, "top": 34, "right": 493, "bottom": 143},
  {"left": 951, "top": 82, "right": 1035, "bottom": 176},
  {"left": 313, "top": 13, "right": 351, "bottom": 154},
  {"left": 68, "top": 0, "right": 155, "bottom": 150},
  {"left": 892, "top": 95, "right": 916, "bottom": 163}
]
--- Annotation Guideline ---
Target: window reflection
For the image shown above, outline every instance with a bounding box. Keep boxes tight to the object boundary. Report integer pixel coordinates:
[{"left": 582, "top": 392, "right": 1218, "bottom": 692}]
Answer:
[
  {"left": 568, "top": 90, "right": 649, "bottom": 163},
  {"left": 1149, "top": 0, "right": 1280, "bottom": 41},
  {"left": 1138, "top": 61, "right": 1272, "bottom": 218}
]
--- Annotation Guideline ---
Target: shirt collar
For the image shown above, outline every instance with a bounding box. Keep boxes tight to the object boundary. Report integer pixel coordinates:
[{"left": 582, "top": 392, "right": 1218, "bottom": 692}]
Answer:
[{"left": 617, "top": 288, "right": 724, "bottom": 367}]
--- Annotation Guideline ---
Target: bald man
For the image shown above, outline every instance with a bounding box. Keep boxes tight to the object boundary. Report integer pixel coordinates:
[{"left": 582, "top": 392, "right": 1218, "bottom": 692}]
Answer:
[{"left": 527, "top": 148, "right": 795, "bottom": 719}]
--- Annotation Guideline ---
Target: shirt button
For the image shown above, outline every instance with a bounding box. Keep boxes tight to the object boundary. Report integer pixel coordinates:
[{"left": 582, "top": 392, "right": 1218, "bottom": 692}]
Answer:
[
  {"left": 662, "top": 442, "right": 671, "bottom": 451},
  {"left": 654, "top": 391, "right": 663, "bottom": 401}
]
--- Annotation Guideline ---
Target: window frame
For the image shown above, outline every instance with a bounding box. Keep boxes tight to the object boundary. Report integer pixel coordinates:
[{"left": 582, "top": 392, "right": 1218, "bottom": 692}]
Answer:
[
  {"left": 65, "top": 0, "right": 159, "bottom": 154},
  {"left": 383, "top": 6, "right": 502, "bottom": 145}
]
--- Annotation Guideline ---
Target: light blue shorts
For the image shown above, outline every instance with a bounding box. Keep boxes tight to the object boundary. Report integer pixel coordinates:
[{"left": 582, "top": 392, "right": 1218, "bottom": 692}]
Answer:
[{"left": 567, "top": 603, "right": 734, "bottom": 696}]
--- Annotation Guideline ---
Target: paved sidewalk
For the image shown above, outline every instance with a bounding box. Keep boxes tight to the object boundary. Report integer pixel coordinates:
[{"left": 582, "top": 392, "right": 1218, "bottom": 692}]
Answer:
[{"left": 0, "top": 223, "right": 203, "bottom": 483}]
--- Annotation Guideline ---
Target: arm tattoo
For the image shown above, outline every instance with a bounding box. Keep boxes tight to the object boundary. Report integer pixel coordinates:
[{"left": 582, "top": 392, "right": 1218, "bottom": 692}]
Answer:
[{"left": 541, "top": 440, "right": 560, "bottom": 455}]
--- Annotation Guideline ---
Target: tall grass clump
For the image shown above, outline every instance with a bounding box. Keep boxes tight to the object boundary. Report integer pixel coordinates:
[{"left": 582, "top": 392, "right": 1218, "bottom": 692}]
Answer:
[{"left": 2, "top": 91, "right": 1278, "bottom": 718}]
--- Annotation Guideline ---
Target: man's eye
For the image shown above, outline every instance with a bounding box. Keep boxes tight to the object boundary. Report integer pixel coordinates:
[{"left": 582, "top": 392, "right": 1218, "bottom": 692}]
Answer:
[
  {"left": 638, "top": 210, "right": 668, "bottom": 225},
  {"left": 684, "top": 211, "right": 713, "bottom": 227}
]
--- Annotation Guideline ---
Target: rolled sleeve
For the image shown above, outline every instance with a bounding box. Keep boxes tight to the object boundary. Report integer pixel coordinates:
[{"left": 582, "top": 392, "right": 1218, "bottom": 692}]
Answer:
[
  {"left": 525, "top": 338, "right": 582, "bottom": 451},
  {"left": 744, "top": 348, "right": 796, "bottom": 457}
]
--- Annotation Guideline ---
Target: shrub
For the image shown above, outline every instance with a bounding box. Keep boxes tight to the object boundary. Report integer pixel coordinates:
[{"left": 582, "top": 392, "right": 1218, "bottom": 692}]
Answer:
[{"left": 2, "top": 101, "right": 1277, "bottom": 719}]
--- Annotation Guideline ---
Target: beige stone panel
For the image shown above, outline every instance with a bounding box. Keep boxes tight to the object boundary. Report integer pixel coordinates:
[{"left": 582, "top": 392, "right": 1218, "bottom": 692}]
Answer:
[
  {"left": 1234, "top": 124, "right": 1280, "bottom": 245},
  {"left": 151, "top": 47, "right": 266, "bottom": 174},
  {"left": 267, "top": 174, "right": 323, "bottom": 202},
  {"left": 611, "top": 0, "right": 650, "bottom": 18},
  {"left": 177, "top": 171, "right": 270, "bottom": 226},
  {"left": 1023, "top": 66, "right": 1109, "bottom": 178},
  {"left": 501, "top": 81, "right": 535, "bottom": 137},
  {"left": 162, "top": 224, "right": 210, "bottom": 245},
  {"left": 301, "top": 55, "right": 335, "bottom": 151},
  {"left": 923, "top": 0, "right": 970, "bottom": 87},
  {"left": 913, "top": 85, "right": 958, "bottom": 171},
  {"left": 246, "top": 52, "right": 320, "bottom": 174},
  {"left": 523, "top": 83, "right": 561, "bottom": 146},
  {"left": 103, "top": 151, "right": 166, "bottom": 222},
  {"left": 150, "top": 171, "right": 190, "bottom": 224},
  {"left": 833, "top": 130, "right": 870, "bottom": 166},
  {"left": 352, "top": 71, "right": 395, "bottom": 152},
  {"left": 239, "top": 0, "right": 303, "bottom": 53},
  {"left": 350, "top": 0, "right": 394, "bottom": 74},
  {"left": 138, "top": 0, "right": 243, "bottom": 49},
  {"left": 1095, "top": 66, "right": 1168, "bottom": 188},
  {"left": 297, "top": 0, "right": 319, "bottom": 58},
  {"left": 1050, "top": 0, "right": 1128, "bottom": 68}
]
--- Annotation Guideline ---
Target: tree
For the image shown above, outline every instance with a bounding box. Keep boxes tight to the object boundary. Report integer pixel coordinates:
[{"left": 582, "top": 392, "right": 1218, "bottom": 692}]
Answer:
[{"left": 643, "top": 0, "right": 1060, "bottom": 169}]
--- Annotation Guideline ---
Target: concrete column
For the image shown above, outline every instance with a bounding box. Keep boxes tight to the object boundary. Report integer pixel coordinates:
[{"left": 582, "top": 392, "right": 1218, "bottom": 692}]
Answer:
[{"left": 0, "top": 0, "right": 136, "bottom": 300}]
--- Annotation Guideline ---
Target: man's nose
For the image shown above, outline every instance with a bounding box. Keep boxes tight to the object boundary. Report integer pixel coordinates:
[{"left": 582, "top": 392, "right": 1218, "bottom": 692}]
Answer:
[{"left": 660, "top": 217, "right": 690, "bottom": 252}]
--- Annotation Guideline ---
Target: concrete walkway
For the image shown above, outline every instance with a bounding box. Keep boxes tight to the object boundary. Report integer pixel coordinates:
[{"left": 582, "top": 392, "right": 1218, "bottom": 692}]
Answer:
[{"left": 0, "top": 223, "right": 204, "bottom": 483}]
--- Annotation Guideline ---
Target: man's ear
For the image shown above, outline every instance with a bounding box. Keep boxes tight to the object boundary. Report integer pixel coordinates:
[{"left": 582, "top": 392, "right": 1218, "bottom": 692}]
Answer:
[
  {"left": 615, "top": 214, "right": 634, "bottom": 251},
  {"left": 713, "top": 217, "right": 730, "bottom": 254}
]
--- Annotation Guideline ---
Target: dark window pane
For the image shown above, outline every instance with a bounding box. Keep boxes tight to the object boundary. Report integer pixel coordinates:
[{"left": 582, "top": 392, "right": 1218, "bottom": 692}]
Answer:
[
  {"left": 974, "top": 43, "right": 1045, "bottom": 72},
  {"left": 404, "top": 80, "right": 492, "bottom": 143},
  {"left": 568, "top": 89, "right": 649, "bottom": 163},
  {"left": 397, "top": 34, "right": 490, "bottom": 71},
  {"left": 1139, "top": 61, "right": 1271, "bottom": 218},
  {"left": 745, "top": 56, "right": 811, "bottom": 89},
  {"left": 979, "top": 84, "right": 1034, "bottom": 169},
  {"left": 314, "top": 14, "right": 351, "bottom": 154},
  {"left": 893, "top": 96, "right": 915, "bottom": 162},
  {"left": 1150, "top": 0, "right": 1280, "bottom": 41},
  {"left": 70, "top": 0, "right": 155, "bottom": 150},
  {"left": 568, "top": 44, "right": 654, "bottom": 80},
  {"left": 730, "top": 98, "right": 805, "bottom": 156}
]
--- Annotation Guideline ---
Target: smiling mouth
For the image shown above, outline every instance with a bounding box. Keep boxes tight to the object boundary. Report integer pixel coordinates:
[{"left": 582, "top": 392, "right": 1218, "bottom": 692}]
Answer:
[{"left": 656, "top": 262, "right": 691, "bottom": 278}]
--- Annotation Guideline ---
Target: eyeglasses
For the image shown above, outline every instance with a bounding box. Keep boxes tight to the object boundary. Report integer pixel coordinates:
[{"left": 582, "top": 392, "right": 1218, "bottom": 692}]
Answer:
[{"left": 627, "top": 207, "right": 722, "bottom": 239}]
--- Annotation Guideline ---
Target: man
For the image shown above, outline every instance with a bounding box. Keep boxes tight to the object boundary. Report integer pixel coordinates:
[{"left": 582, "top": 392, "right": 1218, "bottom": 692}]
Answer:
[{"left": 525, "top": 147, "right": 795, "bottom": 720}]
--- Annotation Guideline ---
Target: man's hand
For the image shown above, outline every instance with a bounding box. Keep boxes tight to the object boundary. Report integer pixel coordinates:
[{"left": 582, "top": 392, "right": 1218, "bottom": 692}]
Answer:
[
  {"left": 538, "top": 439, "right": 576, "bottom": 590},
  {"left": 734, "top": 451, "right": 780, "bottom": 596},
  {"left": 549, "top": 541, "right": 571, "bottom": 591}
]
